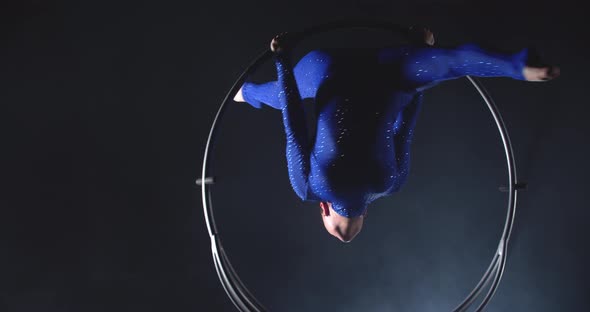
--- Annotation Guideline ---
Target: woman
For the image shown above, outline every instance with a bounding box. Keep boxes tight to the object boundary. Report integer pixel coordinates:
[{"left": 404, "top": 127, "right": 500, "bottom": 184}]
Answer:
[{"left": 233, "top": 28, "right": 559, "bottom": 243}]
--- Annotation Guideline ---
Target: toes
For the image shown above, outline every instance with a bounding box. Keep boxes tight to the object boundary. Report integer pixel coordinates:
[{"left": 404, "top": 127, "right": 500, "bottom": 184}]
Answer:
[
  {"left": 541, "top": 66, "right": 560, "bottom": 81},
  {"left": 406, "top": 25, "right": 434, "bottom": 45},
  {"left": 524, "top": 66, "right": 559, "bottom": 81},
  {"left": 549, "top": 66, "right": 560, "bottom": 78},
  {"left": 424, "top": 29, "right": 435, "bottom": 46},
  {"left": 270, "top": 32, "right": 297, "bottom": 53}
]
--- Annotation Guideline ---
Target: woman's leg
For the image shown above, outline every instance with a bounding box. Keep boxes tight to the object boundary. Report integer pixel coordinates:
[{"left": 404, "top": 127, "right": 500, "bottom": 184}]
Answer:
[
  {"left": 235, "top": 50, "right": 332, "bottom": 109},
  {"left": 397, "top": 44, "right": 559, "bottom": 90},
  {"left": 272, "top": 36, "right": 315, "bottom": 200}
]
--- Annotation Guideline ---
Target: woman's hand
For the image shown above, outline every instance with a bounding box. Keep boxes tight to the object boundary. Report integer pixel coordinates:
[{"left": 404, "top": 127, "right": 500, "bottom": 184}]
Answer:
[
  {"left": 407, "top": 25, "right": 435, "bottom": 46},
  {"left": 270, "top": 32, "right": 298, "bottom": 53}
]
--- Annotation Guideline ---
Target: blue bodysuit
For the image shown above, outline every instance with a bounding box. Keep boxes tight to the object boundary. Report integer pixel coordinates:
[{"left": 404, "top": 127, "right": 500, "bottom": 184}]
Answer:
[{"left": 241, "top": 44, "right": 529, "bottom": 217}]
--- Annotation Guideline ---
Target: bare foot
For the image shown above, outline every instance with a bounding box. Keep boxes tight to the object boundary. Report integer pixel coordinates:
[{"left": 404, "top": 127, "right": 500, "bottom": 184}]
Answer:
[
  {"left": 522, "top": 66, "right": 560, "bottom": 81},
  {"left": 423, "top": 28, "right": 435, "bottom": 46},
  {"left": 233, "top": 85, "right": 245, "bottom": 102},
  {"left": 408, "top": 26, "right": 435, "bottom": 46}
]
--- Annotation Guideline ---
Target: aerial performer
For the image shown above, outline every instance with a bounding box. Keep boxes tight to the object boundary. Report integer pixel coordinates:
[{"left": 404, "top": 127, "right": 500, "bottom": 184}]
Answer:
[{"left": 233, "top": 27, "right": 560, "bottom": 243}]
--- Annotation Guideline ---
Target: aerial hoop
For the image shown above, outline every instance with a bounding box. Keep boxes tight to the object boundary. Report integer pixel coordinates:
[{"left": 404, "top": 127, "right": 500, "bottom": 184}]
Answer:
[{"left": 198, "top": 19, "right": 522, "bottom": 312}]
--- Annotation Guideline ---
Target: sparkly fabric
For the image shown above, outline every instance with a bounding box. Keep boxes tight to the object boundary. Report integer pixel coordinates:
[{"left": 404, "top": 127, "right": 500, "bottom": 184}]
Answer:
[{"left": 242, "top": 44, "right": 528, "bottom": 217}]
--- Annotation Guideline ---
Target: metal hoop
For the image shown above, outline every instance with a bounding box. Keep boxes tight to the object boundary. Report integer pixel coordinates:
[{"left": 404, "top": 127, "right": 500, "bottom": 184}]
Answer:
[{"left": 198, "top": 19, "right": 521, "bottom": 312}]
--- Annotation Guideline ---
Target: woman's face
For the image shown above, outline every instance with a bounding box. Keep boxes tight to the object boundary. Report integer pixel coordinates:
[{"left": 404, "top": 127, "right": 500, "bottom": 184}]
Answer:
[{"left": 319, "top": 202, "right": 364, "bottom": 243}]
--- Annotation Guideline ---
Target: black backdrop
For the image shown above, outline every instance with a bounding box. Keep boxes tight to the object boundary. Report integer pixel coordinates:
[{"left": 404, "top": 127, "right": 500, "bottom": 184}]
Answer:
[{"left": 2, "top": 0, "right": 588, "bottom": 311}]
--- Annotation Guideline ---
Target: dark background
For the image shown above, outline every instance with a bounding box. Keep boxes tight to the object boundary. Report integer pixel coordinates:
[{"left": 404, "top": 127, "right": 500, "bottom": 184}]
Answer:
[{"left": 2, "top": 0, "right": 588, "bottom": 311}]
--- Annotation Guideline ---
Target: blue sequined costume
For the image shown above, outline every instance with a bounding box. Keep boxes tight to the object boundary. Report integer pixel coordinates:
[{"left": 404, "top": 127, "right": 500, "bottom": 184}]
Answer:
[{"left": 241, "top": 44, "right": 529, "bottom": 217}]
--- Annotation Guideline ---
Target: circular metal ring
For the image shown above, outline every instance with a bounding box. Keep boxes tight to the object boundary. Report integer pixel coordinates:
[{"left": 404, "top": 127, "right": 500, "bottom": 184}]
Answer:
[{"left": 199, "top": 19, "right": 520, "bottom": 312}]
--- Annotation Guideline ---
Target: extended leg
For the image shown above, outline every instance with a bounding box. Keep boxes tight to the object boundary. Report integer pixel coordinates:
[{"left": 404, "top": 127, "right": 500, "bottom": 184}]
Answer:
[
  {"left": 396, "top": 44, "right": 558, "bottom": 90},
  {"left": 235, "top": 50, "right": 332, "bottom": 109},
  {"left": 272, "top": 35, "right": 316, "bottom": 201}
]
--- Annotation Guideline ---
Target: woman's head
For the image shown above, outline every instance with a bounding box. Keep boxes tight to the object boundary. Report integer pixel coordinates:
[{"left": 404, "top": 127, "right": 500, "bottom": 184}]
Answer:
[{"left": 319, "top": 201, "right": 366, "bottom": 243}]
